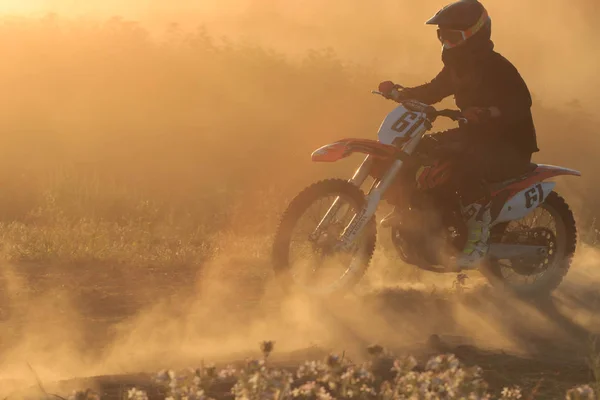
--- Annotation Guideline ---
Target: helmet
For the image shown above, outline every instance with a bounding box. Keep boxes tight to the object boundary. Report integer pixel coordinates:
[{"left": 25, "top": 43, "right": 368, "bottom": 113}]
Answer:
[{"left": 425, "top": 0, "right": 491, "bottom": 50}]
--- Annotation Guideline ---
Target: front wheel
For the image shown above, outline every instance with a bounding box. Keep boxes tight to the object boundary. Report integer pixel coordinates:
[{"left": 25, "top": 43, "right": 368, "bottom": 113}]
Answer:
[
  {"left": 272, "top": 179, "right": 377, "bottom": 297},
  {"left": 482, "top": 191, "right": 577, "bottom": 298}
]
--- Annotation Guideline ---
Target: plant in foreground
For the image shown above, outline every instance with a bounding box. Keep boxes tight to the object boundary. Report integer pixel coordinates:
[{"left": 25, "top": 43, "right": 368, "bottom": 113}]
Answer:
[
  {"left": 150, "top": 342, "right": 499, "bottom": 399},
  {"left": 587, "top": 335, "right": 600, "bottom": 398},
  {"left": 566, "top": 385, "right": 596, "bottom": 400},
  {"left": 77, "top": 341, "right": 598, "bottom": 400}
]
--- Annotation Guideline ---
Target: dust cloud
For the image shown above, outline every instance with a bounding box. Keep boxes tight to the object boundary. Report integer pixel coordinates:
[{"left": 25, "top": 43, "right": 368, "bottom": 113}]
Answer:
[
  {"left": 0, "top": 0, "right": 598, "bottom": 396},
  {"left": 1, "top": 239, "right": 599, "bottom": 396}
]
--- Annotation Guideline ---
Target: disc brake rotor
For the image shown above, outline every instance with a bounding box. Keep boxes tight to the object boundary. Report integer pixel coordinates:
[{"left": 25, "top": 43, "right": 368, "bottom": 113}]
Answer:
[{"left": 505, "top": 227, "right": 556, "bottom": 276}]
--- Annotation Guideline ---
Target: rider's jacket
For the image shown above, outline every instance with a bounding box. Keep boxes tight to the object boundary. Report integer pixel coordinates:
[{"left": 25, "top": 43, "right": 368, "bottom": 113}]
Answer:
[{"left": 401, "top": 41, "right": 538, "bottom": 158}]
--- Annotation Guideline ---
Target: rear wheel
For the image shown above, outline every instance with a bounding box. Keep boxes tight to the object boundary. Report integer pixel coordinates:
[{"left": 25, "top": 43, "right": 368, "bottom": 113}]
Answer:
[
  {"left": 483, "top": 191, "right": 577, "bottom": 298},
  {"left": 272, "top": 179, "right": 376, "bottom": 297}
]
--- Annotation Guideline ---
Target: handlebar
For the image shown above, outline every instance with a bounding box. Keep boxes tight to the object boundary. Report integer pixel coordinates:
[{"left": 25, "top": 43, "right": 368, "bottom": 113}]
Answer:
[
  {"left": 371, "top": 89, "right": 468, "bottom": 124},
  {"left": 435, "top": 108, "right": 467, "bottom": 123}
]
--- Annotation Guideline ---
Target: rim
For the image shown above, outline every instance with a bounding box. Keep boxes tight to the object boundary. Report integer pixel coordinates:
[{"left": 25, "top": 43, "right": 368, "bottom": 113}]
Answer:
[
  {"left": 490, "top": 200, "right": 567, "bottom": 291},
  {"left": 286, "top": 193, "right": 369, "bottom": 296}
]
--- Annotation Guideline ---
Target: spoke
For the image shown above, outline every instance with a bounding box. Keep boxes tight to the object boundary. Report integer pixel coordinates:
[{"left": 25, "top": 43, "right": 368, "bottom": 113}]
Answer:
[
  {"left": 287, "top": 192, "right": 364, "bottom": 291},
  {"left": 336, "top": 204, "right": 357, "bottom": 228},
  {"left": 492, "top": 202, "right": 562, "bottom": 286},
  {"left": 309, "top": 196, "right": 328, "bottom": 224}
]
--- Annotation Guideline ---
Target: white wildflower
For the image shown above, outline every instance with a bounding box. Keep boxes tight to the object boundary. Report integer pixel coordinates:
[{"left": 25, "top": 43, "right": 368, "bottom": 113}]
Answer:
[
  {"left": 566, "top": 385, "right": 596, "bottom": 400},
  {"left": 156, "top": 369, "right": 170, "bottom": 382},
  {"left": 426, "top": 356, "right": 442, "bottom": 371},
  {"left": 501, "top": 386, "right": 522, "bottom": 399},
  {"left": 218, "top": 365, "right": 237, "bottom": 379},
  {"left": 127, "top": 388, "right": 149, "bottom": 400}
]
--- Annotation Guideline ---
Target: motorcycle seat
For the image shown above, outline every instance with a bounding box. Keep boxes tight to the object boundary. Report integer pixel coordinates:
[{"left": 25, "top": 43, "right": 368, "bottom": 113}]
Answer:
[{"left": 487, "top": 162, "right": 538, "bottom": 186}]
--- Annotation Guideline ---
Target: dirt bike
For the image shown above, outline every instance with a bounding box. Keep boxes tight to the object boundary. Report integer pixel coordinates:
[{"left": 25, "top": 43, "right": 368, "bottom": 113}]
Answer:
[{"left": 272, "top": 86, "right": 581, "bottom": 298}]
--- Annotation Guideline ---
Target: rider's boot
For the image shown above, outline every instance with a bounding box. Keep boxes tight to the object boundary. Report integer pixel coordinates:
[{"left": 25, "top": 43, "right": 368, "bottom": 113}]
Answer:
[{"left": 455, "top": 200, "right": 492, "bottom": 269}]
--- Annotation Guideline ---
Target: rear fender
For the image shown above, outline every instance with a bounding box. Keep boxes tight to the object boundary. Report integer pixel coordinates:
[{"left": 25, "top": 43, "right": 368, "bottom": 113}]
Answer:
[
  {"left": 491, "top": 164, "right": 581, "bottom": 198},
  {"left": 494, "top": 181, "right": 556, "bottom": 224},
  {"left": 535, "top": 164, "right": 582, "bottom": 179},
  {"left": 520, "top": 164, "right": 581, "bottom": 185},
  {"left": 311, "top": 138, "right": 405, "bottom": 162},
  {"left": 491, "top": 164, "right": 581, "bottom": 224}
]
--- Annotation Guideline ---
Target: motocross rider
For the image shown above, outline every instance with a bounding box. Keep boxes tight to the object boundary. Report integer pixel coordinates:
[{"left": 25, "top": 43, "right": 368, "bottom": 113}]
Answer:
[{"left": 378, "top": 0, "right": 539, "bottom": 269}]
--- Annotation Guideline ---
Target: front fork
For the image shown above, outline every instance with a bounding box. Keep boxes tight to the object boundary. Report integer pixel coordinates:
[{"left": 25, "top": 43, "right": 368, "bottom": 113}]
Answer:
[
  {"left": 309, "top": 156, "right": 374, "bottom": 242},
  {"left": 310, "top": 155, "right": 405, "bottom": 251},
  {"left": 337, "top": 158, "right": 404, "bottom": 250}
]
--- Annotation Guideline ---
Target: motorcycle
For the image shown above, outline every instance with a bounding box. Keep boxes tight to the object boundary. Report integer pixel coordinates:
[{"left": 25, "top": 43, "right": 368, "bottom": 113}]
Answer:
[{"left": 272, "top": 86, "right": 580, "bottom": 298}]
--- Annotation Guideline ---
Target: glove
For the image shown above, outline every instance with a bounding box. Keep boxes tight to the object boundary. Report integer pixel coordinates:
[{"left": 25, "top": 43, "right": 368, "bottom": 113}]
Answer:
[
  {"left": 462, "top": 107, "right": 493, "bottom": 124},
  {"left": 378, "top": 81, "right": 403, "bottom": 101}
]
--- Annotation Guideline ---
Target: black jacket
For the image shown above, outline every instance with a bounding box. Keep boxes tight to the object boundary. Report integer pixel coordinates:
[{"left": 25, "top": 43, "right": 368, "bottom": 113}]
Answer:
[{"left": 402, "top": 47, "right": 539, "bottom": 157}]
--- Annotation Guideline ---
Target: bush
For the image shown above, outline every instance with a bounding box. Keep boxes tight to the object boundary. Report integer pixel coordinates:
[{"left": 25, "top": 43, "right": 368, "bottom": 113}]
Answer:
[{"left": 68, "top": 342, "right": 597, "bottom": 400}]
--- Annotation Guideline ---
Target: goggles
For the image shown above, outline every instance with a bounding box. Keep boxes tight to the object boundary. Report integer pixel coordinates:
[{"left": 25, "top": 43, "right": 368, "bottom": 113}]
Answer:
[{"left": 436, "top": 9, "right": 490, "bottom": 49}]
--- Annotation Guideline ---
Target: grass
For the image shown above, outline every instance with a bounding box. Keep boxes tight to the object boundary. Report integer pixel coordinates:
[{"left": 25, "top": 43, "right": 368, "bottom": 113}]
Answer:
[
  {"left": 0, "top": 197, "right": 213, "bottom": 268},
  {"left": 0, "top": 173, "right": 286, "bottom": 267}
]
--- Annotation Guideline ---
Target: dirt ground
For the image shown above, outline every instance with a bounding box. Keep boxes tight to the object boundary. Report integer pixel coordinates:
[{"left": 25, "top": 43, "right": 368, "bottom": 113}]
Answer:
[{"left": 0, "top": 245, "right": 599, "bottom": 400}]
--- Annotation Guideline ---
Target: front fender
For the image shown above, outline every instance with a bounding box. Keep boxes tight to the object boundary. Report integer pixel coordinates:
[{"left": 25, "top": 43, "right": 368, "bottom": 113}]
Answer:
[
  {"left": 311, "top": 138, "right": 408, "bottom": 162},
  {"left": 311, "top": 141, "right": 351, "bottom": 162}
]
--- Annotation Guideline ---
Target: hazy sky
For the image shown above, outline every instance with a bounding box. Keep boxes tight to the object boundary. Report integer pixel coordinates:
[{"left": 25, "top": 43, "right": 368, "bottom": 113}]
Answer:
[{"left": 0, "top": 0, "right": 230, "bottom": 16}]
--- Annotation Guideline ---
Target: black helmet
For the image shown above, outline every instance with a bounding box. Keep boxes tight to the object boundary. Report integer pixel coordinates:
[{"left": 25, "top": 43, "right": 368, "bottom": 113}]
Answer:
[{"left": 425, "top": 0, "right": 491, "bottom": 50}]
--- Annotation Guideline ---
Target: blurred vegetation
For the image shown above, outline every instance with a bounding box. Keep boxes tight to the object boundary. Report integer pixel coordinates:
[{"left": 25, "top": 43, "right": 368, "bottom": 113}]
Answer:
[
  {"left": 68, "top": 342, "right": 598, "bottom": 400},
  {"left": 0, "top": 15, "right": 596, "bottom": 265}
]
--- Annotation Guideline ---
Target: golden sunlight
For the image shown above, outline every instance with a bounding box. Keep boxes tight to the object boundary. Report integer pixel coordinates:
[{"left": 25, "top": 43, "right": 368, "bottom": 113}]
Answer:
[
  {"left": 0, "top": 0, "right": 42, "bottom": 14},
  {"left": 0, "top": 0, "right": 230, "bottom": 16},
  {"left": 0, "top": 0, "right": 120, "bottom": 15}
]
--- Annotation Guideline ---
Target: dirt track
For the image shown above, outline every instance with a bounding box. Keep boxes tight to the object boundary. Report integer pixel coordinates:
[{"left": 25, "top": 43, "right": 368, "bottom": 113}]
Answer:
[{"left": 0, "top": 246, "right": 599, "bottom": 399}]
